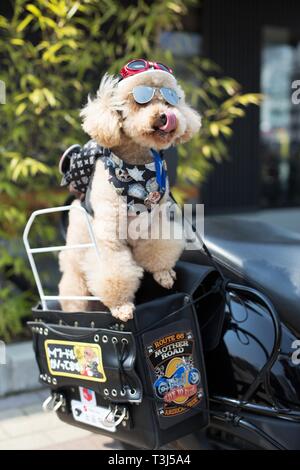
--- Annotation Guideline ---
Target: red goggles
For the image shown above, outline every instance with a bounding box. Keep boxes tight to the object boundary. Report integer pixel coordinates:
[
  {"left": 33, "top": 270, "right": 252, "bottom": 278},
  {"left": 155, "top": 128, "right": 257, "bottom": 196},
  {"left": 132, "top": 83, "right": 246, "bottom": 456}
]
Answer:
[{"left": 119, "top": 59, "right": 174, "bottom": 80}]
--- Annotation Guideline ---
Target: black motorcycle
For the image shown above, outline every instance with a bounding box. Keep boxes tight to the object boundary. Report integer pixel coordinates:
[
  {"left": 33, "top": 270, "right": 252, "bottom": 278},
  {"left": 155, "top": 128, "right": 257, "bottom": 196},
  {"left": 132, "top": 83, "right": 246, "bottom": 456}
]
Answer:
[
  {"left": 176, "top": 215, "right": 300, "bottom": 450},
  {"left": 24, "top": 206, "right": 300, "bottom": 451}
]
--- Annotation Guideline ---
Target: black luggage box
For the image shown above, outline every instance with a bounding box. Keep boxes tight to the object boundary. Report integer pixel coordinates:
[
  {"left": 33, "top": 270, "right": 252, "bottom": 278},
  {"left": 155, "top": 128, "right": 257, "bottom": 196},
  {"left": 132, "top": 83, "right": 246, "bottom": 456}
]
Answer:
[{"left": 29, "top": 261, "right": 225, "bottom": 449}]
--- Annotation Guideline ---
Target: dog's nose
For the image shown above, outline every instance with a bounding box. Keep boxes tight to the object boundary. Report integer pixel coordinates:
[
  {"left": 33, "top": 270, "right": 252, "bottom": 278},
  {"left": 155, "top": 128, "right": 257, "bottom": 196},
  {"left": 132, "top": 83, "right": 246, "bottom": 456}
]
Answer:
[
  {"left": 154, "top": 114, "right": 168, "bottom": 128},
  {"left": 160, "top": 113, "right": 167, "bottom": 126}
]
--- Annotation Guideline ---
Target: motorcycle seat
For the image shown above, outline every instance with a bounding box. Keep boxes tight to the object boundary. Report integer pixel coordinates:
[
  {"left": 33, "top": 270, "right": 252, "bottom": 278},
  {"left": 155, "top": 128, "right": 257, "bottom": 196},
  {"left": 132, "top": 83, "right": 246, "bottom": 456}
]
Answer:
[{"left": 182, "top": 216, "right": 300, "bottom": 332}]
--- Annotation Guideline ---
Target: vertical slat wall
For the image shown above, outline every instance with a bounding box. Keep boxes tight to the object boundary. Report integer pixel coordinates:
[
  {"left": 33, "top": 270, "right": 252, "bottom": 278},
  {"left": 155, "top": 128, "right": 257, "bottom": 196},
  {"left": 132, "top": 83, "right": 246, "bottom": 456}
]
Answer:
[
  {"left": 201, "top": 0, "right": 300, "bottom": 212},
  {"left": 202, "top": 0, "right": 261, "bottom": 212}
]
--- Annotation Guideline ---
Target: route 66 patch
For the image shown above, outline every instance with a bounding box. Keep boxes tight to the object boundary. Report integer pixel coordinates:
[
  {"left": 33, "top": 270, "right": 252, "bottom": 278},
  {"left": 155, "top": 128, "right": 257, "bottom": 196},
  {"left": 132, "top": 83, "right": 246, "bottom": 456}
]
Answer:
[{"left": 144, "top": 322, "right": 204, "bottom": 424}]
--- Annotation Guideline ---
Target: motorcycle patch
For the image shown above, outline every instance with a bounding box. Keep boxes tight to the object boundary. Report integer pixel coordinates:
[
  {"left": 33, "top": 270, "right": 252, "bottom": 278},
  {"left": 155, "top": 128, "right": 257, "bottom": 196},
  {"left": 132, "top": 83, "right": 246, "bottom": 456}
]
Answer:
[
  {"left": 44, "top": 340, "right": 106, "bottom": 383},
  {"left": 146, "top": 330, "right": 204, "bottom": 418}
]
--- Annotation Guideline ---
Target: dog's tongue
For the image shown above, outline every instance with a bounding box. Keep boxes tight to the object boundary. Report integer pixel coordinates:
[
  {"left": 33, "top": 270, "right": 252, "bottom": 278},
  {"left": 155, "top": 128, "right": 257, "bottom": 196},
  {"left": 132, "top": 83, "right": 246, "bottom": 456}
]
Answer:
[{"left": 159, "top": 110, "right": 177, "bottom": 132}]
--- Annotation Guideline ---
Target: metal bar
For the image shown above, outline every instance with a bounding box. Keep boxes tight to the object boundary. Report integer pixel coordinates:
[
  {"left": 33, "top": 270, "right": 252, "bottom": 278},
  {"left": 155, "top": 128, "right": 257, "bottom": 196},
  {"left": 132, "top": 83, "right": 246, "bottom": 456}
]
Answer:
[
  {"left": 227, "top": 282, "right": 282, "bottom": 404},
  {"left": 23, "top": 210, "right": 48, "bottom": 310},
  {"left": 30, "top": 243, "right": 94, "bottom": 254},
  {"left": 211, "top": 395, "right": 300, "bottom": 422},
  {"left": 43, "top": 295, "right": 101, "bottom": 301}
]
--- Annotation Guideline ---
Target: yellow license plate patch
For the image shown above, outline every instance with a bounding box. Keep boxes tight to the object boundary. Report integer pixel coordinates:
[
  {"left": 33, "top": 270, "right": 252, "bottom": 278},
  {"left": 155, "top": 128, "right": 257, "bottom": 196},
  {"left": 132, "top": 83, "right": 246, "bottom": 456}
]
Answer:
[{"left": 44, "top": 340, "right": 106, "bottom": 383}]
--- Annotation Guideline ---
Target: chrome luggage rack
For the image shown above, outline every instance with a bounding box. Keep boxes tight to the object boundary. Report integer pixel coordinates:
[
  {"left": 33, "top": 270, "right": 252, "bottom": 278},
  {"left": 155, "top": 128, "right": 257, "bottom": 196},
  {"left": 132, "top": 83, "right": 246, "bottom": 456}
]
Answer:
[{"left": 23, "top": 204, "right": 102, "bottom": 310}]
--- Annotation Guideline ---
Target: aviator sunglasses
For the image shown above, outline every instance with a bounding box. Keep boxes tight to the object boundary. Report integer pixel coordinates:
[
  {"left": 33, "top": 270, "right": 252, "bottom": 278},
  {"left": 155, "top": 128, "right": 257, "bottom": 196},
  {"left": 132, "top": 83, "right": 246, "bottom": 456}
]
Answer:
[{"left": 131, "top": 86, "right": 179, "bottom": 106}]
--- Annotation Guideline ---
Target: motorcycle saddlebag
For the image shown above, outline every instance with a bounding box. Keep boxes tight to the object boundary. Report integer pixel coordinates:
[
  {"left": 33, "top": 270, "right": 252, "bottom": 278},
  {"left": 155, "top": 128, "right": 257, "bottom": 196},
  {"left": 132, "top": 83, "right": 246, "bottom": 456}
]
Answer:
[{"left": 28, "top": 261, "right": 224, "bottom": 449}]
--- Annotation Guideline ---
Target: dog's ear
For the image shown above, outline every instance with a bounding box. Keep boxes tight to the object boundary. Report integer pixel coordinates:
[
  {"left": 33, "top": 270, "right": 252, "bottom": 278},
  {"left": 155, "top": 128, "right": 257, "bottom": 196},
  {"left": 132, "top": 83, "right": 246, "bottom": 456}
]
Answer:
[
  {"left": 177, "top": 104, "right": 202, "bottom": 144},
  {"left": 80, "top": 73, "right": 122, "bottom": 148},
  {"left": 173, "top": 85, "right": 201, "bottom": 144}
]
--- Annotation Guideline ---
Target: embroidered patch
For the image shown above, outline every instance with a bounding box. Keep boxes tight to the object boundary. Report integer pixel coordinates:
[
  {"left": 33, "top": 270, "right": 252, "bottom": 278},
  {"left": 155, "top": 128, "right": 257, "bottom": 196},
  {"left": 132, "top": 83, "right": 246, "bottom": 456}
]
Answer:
[
  {"left": 146, "top": 331, "right": 203, "bottom": 417},
  {"left": 44, "top": 340, "right": 106, "bottom": 383}
]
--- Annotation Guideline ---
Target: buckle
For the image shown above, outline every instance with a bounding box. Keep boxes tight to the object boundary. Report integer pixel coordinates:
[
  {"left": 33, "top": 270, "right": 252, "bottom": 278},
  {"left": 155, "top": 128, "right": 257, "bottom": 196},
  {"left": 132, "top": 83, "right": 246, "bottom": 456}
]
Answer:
[{"left": 42, "top": 393, "right": 65, "bottom": 412}]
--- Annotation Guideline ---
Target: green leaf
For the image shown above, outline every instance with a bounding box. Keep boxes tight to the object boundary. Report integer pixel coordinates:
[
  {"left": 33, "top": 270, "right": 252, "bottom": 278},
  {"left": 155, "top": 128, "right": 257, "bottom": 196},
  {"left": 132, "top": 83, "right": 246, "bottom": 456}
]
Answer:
[
  {"left": 15, "top": 102, "right": 27, "bottom": 116},
  {"left": 16, "top": 14, "right": 34, "bottom": 32},
  {"left": 10, "top": 38, "right": 25, "bottom": 46},
  {"left": 26, "top": 4, "right": 42, "bottom": 18}
]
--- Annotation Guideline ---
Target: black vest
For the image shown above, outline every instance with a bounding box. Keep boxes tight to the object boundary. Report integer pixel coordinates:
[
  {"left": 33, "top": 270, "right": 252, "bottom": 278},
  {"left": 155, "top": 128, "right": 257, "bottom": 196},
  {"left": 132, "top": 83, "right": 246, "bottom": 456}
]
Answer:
[{"left": 60, "top": 140, "right": 168, "bottom": 215}]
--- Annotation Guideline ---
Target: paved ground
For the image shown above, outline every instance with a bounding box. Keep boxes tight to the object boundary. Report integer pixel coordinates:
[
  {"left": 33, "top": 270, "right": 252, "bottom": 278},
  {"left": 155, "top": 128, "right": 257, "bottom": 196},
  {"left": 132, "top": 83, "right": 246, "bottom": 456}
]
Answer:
[{"left": 0, "top": 390, "right": 122, "bottom": 450}]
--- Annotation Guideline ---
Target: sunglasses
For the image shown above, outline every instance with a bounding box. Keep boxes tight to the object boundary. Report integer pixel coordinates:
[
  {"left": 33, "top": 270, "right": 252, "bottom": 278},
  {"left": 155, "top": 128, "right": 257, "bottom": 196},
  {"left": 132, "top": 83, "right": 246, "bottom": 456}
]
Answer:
[
  {"left": 132, "top": 86, "right": 179, "bottom": 106},
  {"left": 120, "top": 59, "right": 173, "bottom": 79}
]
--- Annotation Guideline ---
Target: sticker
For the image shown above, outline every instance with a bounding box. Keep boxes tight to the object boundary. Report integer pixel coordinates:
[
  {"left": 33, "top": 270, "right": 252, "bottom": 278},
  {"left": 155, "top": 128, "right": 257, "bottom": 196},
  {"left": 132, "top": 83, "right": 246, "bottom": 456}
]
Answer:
[
  {"left": 71, "top": 400, "right": 116, "bottom": 432},
  {"left": 44, "top": 340, "right": 106, "bottom": 382},
  {"left": 146, "top": 331, "right": 203, "bottom": 417},
  {"left": 79, "top": 387, "right": 97, "bottom": 406}
]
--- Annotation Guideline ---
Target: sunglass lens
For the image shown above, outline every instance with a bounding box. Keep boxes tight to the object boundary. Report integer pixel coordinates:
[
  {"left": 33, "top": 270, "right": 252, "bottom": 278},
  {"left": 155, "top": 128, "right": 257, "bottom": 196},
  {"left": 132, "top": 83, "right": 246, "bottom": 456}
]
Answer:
[
  {"left": 160, "top": 87, "right": 179, "bottom": 105},
  {"left": 127, "top": 60, "right": 146, "bottom": 71},
  {"left": 157, "top": 62, "right": 171, "bottom": 73},
  {"left": 132, "top": 86, "right": 154, "bottom": 104}
]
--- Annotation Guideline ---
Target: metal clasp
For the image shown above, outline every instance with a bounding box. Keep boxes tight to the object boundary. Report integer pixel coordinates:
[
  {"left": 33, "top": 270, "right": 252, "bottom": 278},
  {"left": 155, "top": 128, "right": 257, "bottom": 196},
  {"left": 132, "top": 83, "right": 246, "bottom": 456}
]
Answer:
[
  {"left": 42, "top": 393, "right": 65, "bottom": 412},
  {"left": 103, "top": 405, "right": 128, "bottom": 429}
]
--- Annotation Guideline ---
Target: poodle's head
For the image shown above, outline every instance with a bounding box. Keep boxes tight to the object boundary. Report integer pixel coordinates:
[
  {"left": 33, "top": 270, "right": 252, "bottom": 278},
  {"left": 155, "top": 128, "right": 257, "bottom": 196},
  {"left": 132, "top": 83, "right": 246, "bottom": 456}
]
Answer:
[{"left": 80, "top": 60, "right": 201, "bottom": 151}]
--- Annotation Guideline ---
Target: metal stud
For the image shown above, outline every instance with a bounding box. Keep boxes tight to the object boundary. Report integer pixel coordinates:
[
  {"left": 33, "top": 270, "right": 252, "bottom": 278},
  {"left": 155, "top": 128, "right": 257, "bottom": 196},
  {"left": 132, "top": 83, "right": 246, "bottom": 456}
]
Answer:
[
  {"left": 44, "top": 328, "right": 48, "bottom": 336},
  {"left": 74, "top": 321, "right": 79, "bottom": 327},
  {"left": 52, "top": 378, "right": 57, "bottom": 385},
  {"left": 90, "top": 321, "right": 95, "bottom": 328}
]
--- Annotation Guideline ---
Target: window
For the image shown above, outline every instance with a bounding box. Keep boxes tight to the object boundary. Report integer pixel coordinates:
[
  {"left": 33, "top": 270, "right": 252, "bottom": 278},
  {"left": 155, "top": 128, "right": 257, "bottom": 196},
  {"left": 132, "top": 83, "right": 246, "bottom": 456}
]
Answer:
[{"left": 260, "top": 26, "right": 300, "bottom": 207}]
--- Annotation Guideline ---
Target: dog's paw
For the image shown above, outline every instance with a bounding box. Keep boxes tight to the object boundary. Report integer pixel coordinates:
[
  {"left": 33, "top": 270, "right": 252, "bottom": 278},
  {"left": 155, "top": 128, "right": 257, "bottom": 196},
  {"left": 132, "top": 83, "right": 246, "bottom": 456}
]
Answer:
[
  {"left": 111, "top": 303, "right": 135, "bottom": 322},
  {"left": 153, "top": 269, "right": 176, "bottom": 289}
]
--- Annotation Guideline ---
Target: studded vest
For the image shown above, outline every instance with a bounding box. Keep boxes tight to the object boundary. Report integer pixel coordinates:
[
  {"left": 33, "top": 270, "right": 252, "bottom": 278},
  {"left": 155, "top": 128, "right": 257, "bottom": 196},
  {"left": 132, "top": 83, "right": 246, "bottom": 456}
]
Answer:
[{"left": 59, "top": 140, "right": 168, "bottom": 215}]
